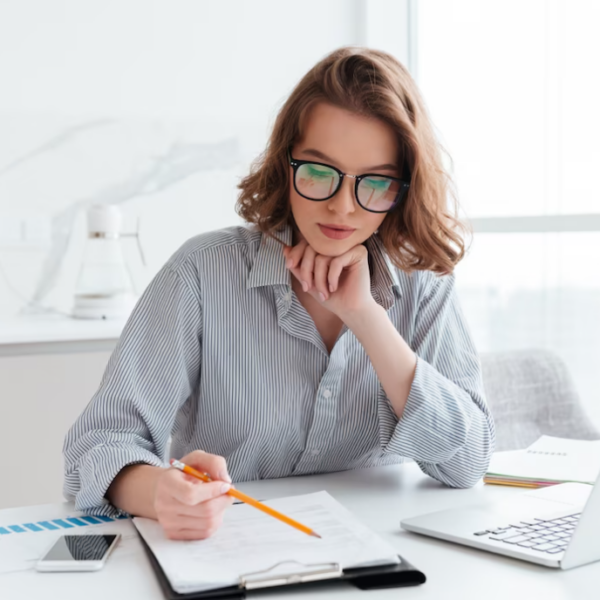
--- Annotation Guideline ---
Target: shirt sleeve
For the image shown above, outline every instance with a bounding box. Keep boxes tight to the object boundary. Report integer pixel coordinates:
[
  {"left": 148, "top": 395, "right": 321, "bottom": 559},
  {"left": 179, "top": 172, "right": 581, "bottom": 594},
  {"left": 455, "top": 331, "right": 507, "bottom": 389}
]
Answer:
[
  {"left": 63, "top": 260, "right": 202, "bottom": 516},
  {"left": 382, "top": 271, "right": 495, "bottom": 488}
]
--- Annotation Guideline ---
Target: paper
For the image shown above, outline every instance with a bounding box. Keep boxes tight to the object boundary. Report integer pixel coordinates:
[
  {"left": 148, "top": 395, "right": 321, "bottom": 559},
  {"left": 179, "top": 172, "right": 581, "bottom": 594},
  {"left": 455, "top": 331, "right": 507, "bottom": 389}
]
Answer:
[
  {"left": 133, "top": 491, "right": 400, "bottom": 594},
  {"left": 486, "top": 435, "right": 600, "bottom": 485},
  {"left": 0, "top": 518, "right": 138, "bottom": 575}
]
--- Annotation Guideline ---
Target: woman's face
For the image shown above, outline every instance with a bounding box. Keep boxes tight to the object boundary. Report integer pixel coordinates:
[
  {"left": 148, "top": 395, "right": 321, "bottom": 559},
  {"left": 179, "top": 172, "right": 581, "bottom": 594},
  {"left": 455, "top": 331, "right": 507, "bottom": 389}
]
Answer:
[{"left": 289, "top": 102, "right": 400, "bottom": 257}]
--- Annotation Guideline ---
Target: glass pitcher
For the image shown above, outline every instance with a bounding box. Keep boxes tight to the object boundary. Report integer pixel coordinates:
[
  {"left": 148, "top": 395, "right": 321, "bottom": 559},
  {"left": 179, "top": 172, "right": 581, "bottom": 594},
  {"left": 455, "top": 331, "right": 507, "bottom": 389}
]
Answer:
[{"left": 72, "top": 204, "right": 138, "bottom": 319}]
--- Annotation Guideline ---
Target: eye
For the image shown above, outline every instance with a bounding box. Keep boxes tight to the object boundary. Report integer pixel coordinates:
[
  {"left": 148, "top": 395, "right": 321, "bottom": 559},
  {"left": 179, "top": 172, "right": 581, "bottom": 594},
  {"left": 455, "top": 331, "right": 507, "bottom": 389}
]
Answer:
[
  {"left": 362, "top": 176, "right": 393, "bottom": 190},
  {"left": 305, "top": 164, "right": 335, "bottom": 178}
]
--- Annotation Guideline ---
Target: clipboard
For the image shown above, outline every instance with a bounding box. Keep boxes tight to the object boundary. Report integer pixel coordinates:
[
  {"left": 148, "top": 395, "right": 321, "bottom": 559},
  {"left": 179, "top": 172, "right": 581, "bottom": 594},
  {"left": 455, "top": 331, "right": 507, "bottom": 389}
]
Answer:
[{"left": 139, "top": 535, "right": 426, "bottom": 599}]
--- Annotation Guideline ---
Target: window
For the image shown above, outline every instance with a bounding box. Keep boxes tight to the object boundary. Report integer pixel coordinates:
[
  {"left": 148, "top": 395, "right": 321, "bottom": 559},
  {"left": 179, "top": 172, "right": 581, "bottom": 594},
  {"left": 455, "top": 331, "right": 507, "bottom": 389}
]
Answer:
[{"left": 416, "top": 0, "right": 600, "bottom": 426}]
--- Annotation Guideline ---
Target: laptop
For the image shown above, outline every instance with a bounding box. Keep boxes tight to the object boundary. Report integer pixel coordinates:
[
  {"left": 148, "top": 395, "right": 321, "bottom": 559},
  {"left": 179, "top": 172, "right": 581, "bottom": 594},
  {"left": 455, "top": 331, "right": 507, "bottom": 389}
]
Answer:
[{"left": 400, "top": 473, "right": 600, "bottom": 569}]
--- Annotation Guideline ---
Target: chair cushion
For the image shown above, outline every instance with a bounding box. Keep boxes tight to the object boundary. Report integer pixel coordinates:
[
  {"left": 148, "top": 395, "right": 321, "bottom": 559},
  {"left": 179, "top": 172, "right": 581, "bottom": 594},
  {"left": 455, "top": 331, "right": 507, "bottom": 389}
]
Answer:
[{"left": 479, "top": 349, "right": 600, "bottom": 451}]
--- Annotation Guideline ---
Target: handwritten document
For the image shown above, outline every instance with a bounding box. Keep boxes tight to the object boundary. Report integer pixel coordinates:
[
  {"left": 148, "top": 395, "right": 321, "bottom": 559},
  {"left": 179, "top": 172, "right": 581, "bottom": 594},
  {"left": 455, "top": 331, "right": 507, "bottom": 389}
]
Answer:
[{"left": 133, "top": 491, "right": 400, "bottom": 594}]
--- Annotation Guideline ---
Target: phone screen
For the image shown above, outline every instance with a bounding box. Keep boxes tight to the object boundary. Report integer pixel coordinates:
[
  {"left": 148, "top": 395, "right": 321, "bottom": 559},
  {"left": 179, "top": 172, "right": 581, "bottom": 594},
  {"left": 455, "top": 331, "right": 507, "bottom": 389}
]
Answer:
[{"left": 42, "top": 535, "right": 118, "bottom": 561}]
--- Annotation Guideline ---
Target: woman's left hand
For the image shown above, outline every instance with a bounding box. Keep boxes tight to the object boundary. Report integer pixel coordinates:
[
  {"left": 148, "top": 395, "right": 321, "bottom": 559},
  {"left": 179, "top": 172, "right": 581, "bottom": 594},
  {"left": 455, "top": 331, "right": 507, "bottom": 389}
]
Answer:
[{"left": 283, "top": 237, "right": 377, "bottom": 322}]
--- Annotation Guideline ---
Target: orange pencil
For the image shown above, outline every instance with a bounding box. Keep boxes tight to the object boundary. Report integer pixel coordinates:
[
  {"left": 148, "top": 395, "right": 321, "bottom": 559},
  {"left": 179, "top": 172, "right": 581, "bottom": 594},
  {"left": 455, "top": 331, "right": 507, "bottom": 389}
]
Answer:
[{"left": 170, "top": 459, "right": 321, "bottom": 538}]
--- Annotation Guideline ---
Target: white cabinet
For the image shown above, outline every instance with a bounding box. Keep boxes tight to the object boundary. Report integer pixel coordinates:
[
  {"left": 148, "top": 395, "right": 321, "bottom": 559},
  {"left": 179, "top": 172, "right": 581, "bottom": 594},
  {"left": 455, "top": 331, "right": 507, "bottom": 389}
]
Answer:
[{"left": 0, "top": 317, "right": 122, "bottom": 509}]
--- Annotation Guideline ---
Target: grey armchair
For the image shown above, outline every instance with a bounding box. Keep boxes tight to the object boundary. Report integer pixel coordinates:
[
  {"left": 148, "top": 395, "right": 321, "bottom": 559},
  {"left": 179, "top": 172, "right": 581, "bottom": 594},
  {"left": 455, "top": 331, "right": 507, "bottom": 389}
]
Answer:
[{"left": 479, "top": 349, "right": 600, "bottom": 451}]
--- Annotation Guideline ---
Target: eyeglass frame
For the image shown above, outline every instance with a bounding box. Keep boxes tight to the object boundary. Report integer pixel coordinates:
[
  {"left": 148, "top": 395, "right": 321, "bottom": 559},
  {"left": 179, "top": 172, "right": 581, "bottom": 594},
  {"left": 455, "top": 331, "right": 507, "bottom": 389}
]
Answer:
[{"left": 288, "top": 149, "right": 410, "bottom": 214}]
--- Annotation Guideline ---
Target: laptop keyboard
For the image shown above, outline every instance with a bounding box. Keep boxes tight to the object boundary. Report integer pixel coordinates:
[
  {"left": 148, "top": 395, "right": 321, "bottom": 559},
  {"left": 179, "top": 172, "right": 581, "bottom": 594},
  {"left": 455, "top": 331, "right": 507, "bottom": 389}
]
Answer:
[{"left": 473, "top": 513, "right": 581, "bottom": 554}]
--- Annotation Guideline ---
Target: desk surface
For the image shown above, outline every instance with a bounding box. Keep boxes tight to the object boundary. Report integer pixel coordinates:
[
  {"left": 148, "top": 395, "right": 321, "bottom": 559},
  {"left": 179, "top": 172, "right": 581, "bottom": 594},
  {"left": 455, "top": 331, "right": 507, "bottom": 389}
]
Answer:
[{"left": 1, "top": 462, "right": 595, "bottom": 600}]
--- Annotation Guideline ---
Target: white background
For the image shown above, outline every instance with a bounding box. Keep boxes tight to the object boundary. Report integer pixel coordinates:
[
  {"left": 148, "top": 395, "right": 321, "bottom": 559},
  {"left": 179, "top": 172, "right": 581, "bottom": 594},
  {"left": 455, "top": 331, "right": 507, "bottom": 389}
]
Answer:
[
  {"left": 418, "top": 0, "right": 600, "bottom": 426},
  {"left": 0, "top": 0, "right": 362, "bottom": 315}
]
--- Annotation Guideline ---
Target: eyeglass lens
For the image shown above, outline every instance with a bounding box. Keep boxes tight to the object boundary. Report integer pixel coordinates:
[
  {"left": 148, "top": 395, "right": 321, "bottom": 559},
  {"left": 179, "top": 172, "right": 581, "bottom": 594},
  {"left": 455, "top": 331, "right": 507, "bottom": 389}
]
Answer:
[{"left": 295, "top": 163, "right": 400, "bottom": 212}]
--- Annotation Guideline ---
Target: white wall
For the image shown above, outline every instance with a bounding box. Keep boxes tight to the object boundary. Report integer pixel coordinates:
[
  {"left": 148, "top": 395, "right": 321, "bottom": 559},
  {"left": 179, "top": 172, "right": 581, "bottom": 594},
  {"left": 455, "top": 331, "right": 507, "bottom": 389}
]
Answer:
[
  {"left": 0, "top": 0, "right": 363, "bottom": 509},
  {"left": 0, "top": 0, "right": 362, "bottom": 317}
]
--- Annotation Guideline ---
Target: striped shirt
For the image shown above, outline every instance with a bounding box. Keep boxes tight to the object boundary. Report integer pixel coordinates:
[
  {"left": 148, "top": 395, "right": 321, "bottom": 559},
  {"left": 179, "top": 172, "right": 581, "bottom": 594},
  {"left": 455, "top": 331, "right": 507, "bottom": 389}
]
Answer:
[{"left": 63, "top": 224, "right": 495, "bottom": 516}]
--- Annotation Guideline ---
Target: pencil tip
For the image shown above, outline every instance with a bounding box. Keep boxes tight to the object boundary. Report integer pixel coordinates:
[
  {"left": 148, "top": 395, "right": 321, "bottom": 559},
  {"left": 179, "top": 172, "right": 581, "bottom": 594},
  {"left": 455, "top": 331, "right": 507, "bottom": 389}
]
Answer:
[{"left": 311, "top": 532, "right": 322, "bottom": 539}]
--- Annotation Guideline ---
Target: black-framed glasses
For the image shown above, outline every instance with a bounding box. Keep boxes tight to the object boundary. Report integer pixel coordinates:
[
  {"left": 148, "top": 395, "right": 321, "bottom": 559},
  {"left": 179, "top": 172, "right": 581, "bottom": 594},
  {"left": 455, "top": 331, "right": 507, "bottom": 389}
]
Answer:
[{"left": 288, "top": 150, "right": 410, "bottom": 213}]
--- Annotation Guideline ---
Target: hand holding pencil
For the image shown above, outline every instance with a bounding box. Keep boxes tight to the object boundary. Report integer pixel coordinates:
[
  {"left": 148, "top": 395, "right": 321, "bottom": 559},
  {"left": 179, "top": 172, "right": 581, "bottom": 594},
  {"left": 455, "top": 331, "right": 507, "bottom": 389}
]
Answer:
[
  {"left": 170, "top": 458, "right": 321, "bottom": 539},
  {"left": 152, "top": 450, "right": 320, "bottom": 541},
  {"left": 152, "top": 450, "right": 237, "bottom": 541}
]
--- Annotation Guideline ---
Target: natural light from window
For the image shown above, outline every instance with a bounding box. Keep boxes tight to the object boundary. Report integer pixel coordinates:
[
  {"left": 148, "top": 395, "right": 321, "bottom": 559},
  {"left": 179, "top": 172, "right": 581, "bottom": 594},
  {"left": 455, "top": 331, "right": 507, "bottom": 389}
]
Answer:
[{"left": 417, "top": 0, "right": 600, "bottom": 426}]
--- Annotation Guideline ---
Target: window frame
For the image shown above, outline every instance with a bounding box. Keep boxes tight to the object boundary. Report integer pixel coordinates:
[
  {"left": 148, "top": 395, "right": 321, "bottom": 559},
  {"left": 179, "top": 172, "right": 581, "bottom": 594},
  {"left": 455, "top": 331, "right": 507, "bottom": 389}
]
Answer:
[{"left": 364, "top": 0, "right": 600, "bottom": 235}]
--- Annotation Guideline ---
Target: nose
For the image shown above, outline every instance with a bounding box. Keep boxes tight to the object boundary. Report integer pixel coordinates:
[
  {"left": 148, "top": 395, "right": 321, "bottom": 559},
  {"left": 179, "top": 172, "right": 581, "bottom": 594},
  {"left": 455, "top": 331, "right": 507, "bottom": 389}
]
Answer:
[{"left": 327, "top": 175, "right": 356, "bottom": 215}]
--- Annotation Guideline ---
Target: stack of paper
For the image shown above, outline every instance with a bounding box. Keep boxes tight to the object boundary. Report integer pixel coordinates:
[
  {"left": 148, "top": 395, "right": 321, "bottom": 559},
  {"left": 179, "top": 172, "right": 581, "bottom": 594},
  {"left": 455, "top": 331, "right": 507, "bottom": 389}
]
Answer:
[
  {"left": 133, "top": 491, "right": 400, "bottom": 595},
  {"left": 484, "top": 435, "right": 600, "bottom": 488}
]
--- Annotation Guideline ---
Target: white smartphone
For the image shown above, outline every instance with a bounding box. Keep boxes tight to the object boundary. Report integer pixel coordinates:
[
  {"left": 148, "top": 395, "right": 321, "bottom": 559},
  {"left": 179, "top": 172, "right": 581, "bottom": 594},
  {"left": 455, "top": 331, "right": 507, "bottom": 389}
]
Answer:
[{"left": 36, "top": 534, "right": 121, "bottom": 572}]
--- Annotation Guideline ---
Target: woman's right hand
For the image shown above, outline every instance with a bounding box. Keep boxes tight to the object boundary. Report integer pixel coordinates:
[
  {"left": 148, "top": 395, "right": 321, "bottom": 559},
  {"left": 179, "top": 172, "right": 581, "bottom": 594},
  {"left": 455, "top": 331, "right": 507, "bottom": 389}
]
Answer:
[{"left": 153, "top": 450, "right": 235, "bottom": 540}]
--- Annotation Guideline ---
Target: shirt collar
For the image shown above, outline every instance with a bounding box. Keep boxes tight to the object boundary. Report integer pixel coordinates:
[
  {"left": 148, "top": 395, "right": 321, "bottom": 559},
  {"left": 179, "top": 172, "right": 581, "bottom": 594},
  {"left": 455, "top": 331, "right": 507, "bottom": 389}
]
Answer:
[
  {"left": 247, "top": 226, "right": 292, "bottom": 290},
  {"left": 247, "top": 224, "right": 402, "bottom": 310}
]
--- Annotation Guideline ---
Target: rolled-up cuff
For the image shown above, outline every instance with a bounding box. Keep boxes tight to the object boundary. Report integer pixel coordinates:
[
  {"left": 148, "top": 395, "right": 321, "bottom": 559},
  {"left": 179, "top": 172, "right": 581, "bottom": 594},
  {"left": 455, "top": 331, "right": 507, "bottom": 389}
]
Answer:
[
  {"left": 382, "top": 356, "right": 473, "bottom": 462},
  {"left": 64, "top": 443, "right": 165, "bottom": 518}
]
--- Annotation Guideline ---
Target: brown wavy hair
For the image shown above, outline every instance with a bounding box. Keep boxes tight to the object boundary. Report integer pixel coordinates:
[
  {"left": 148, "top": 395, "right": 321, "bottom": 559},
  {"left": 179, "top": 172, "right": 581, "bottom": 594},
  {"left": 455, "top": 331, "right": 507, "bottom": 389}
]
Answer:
[{"left": 236, "top": 46, "right": 469, "bottom": 275}]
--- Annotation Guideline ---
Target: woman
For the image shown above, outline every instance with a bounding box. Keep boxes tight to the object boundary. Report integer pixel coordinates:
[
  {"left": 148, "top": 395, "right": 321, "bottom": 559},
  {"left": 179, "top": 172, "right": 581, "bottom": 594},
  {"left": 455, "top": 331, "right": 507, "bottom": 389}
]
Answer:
[{"left": 64, "top": 47, "right": 494, "bottom": 540}]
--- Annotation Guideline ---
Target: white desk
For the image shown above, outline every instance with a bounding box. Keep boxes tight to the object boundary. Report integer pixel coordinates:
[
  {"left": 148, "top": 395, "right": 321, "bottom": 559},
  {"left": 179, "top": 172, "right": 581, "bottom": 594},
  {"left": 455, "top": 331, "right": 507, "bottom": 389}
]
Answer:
[{"left": 1, "top": 462, "right": 596, "bottom": 600}]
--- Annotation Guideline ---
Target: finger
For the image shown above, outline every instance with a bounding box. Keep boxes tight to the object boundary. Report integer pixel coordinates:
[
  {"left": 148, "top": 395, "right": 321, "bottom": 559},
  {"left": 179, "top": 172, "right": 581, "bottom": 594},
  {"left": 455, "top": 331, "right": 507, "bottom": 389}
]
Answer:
[
  {"left": 156, "top": 484, "right": 234, "bottom": 534},
  {"left": 175, "top": 492, "right": 236, "bottom": 519},
  {"left": 180, "top": 449, "right": 231, "bottom": 483},
  {"left": 165, "top": 524, "right": 221, "bottom": 541},
  {"left": 328, "top": 246, "right": 367, "bottom": 293},
  {"left": 287, "top": 265, "right": 302, "bottom": 286},
  {"left": 288, "top": 266, "right": 318, "bottom": 300},
  {"left": 164, "top": 500, "right": 230, "bottom": 540},
  {"left": 170, "top": 473, "right": 231, "bottom": 507},
  {"left": 327, "top": 258, "right": 344, "bottom": 294},
  {"left": 286, "top": 239, "right": 308, "bottom": 270},
  {"left": 298, "top": 245, "right": 316, "bottom": 291},
  {"left": 313, "top": 254, "right": 332, "bottom": 300}
]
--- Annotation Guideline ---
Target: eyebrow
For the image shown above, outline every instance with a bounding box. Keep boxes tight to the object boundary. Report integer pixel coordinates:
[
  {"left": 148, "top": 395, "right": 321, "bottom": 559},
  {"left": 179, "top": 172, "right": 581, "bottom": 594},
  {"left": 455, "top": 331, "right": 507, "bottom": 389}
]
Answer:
[{"left": 298, "top": 148, "right": 398, "bottom": 173}]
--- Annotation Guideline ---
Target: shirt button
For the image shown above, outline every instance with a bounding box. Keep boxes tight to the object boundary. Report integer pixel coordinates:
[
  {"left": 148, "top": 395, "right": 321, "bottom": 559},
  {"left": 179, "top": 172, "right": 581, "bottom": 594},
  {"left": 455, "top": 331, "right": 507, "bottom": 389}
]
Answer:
[
  {"left": 282, "top": 292, "right": 292, "bottom": 302},
  {"left": 311, "top": 449, "right": 320, "bottom": 456},
  {"left": 322, "top": 389, "right": 332, "bottom": 398}
]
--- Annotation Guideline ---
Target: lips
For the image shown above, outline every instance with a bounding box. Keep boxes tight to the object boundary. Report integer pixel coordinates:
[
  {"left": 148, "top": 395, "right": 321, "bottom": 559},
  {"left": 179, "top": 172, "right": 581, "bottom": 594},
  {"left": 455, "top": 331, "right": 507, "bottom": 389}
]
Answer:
[
  {"left": 318, "top": 224, "right": 356, "bottom": 240},
  {"left": 320, "top": 223, "right": 355, "bottom": 231}
]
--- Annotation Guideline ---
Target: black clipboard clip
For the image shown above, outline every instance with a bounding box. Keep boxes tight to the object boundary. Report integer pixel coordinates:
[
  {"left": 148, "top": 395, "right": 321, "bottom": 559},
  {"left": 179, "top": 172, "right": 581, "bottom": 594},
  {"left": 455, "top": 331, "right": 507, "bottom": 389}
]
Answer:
[{"left": 240, "top": 560, "right": 342, "bottom": 590}]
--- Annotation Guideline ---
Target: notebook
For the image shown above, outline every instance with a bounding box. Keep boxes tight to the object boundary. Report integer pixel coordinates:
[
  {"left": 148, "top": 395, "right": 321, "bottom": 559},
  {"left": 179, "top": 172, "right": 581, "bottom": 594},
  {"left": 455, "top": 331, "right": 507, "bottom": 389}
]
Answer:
[
  {"left": 133, "top": 491, "right": 402, "bottom": 595},
  {"left": 484, "top": 435, "right": 600, "bottom": 488}
]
